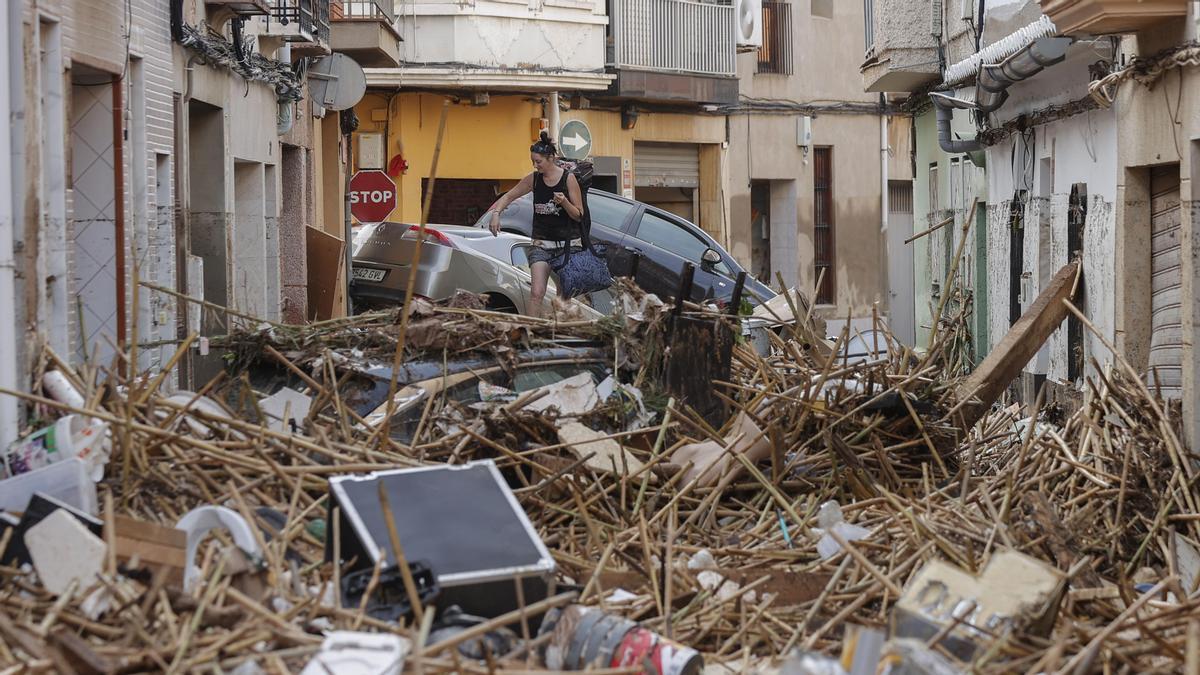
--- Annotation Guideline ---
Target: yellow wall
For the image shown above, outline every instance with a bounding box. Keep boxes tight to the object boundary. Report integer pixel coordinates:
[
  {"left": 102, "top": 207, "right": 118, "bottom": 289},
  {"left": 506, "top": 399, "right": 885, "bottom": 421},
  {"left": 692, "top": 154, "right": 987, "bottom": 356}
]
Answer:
[{"left": 352, "top": 93, "right": 727, "bottom": 224}]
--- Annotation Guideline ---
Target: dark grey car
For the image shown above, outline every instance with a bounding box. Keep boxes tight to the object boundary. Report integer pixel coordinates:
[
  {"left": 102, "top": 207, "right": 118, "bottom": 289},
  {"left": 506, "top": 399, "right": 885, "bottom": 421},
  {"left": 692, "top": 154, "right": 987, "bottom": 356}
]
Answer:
[{"left": 475, "top": 190, "right": 776, "bottom": 308}]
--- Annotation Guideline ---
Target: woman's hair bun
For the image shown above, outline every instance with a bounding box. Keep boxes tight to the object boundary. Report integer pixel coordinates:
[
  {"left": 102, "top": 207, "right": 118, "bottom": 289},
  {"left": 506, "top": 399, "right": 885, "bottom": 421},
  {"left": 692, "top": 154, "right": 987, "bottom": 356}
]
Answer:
[{"left": 531, "top": 131, "right": 557, "bottom": 156}]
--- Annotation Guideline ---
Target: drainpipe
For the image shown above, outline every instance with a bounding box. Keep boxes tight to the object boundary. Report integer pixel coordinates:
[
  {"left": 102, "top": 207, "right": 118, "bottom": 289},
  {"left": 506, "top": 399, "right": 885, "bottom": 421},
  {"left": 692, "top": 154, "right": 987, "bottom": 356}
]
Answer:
[
  {"left": 113, "top": 79, "right": 127, "bottom": 352},
  {"left": 880, "top": 95, "right": 888, "bottom": 234},
  {"left": 977, "top": 38, "right": 1072, "bottom": 113},
  {"left": 929, "top": 93, "right": 982, "bottom": 155},
  {"left": 549, "top": 92, "right": 560, "bottom": 142},
  {"left": 0, "top": 1, "right": 20, "bottom": 447}
]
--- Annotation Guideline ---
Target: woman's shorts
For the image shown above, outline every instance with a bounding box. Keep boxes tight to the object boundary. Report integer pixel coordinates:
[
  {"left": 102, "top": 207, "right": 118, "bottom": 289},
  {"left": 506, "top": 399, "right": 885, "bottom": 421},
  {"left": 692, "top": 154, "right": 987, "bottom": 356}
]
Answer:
[{"left": 528, "top": 238, "right": 583, "bottom": 266}]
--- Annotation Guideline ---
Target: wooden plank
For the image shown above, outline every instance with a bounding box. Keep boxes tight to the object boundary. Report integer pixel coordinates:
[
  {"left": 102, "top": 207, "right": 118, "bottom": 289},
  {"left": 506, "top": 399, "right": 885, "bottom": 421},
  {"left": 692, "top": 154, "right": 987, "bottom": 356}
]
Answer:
[
  {"left": 955, "top": 260, "right": 1079, "bottom": 428},
  {"left": 306, "top": 225, "right": 346, "bottom": 321}
]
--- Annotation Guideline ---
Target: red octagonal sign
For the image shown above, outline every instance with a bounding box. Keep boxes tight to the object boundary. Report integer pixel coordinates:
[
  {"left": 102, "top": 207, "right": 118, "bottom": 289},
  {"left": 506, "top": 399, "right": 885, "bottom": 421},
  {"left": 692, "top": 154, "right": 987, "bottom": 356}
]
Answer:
[{"left": 350, "top": 170, "right": 397, "bottom": 223}]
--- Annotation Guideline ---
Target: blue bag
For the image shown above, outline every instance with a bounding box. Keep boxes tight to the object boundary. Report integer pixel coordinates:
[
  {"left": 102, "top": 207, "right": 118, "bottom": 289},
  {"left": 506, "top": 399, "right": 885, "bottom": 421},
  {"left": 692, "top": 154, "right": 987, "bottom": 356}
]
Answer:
[{"left": 551, "top": 235, "right": 613, "bottom": 299}]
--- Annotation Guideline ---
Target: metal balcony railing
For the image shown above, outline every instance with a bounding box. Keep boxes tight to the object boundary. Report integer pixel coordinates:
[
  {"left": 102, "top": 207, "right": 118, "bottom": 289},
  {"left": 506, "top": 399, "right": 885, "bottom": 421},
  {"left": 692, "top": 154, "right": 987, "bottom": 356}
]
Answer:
[
  {"left": 271, "top": 0, "right": 331, "bottom": 44},
  {"left": 333, "top": 0, "right": 396, "bottom": 23},
  {"left": 611, "top": 0, "right": 735, "bottom": 77},
  {"left": 862, "top": 0, "right": 874, "bottom": 57}
]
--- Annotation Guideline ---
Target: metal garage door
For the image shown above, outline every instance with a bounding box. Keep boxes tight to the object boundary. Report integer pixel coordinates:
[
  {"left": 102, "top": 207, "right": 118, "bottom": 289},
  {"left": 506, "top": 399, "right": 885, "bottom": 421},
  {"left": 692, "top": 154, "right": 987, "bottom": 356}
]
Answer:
[
  {"left": 634, "top": 142, "right": 699, "bottom": 188},
  {"left": 1148, "top": 164, "right": 1182, "bottom": 398}
]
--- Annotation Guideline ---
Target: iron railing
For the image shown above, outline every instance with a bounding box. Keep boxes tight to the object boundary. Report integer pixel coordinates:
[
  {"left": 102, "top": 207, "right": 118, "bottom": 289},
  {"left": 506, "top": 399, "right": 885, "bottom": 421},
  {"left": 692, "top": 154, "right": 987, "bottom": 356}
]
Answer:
[
  {"left": 611, "top": 0, "right": 736, "bottom": 77},
  {"left": 814, "top": 147, "right": 835, "bottom": 305},
  {"left": 271, "top": 0, "right": 331, "bottom": 44},
  {"left": 756, "top": 0, "right": 792, "bottom": 75},
  {"left": 863, "top": 0, "right": 874, "bottom": 56},
  {"left": 333, "top": 0, "right": 396, "bottom": 23}
]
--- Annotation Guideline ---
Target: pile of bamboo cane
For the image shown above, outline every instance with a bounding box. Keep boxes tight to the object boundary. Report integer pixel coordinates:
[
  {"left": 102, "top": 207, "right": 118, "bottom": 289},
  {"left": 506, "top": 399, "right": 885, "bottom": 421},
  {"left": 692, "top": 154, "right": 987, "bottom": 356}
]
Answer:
[{"left": 0, "top": 293, "right": 1196, "bottom": 674}]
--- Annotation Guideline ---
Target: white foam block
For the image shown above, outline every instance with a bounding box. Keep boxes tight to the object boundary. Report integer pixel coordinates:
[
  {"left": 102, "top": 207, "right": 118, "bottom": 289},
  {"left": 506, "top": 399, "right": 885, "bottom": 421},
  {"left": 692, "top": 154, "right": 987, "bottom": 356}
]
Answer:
[{"left": 24, "top": 509, "right": 107, "bottom": 596}]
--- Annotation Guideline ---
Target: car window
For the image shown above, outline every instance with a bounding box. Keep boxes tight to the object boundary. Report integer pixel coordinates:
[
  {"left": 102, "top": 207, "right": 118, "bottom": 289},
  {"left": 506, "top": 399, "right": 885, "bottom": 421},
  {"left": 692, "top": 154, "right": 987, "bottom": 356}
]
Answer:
[
  {"left": 587, "top": 193, "right": 636, "bottom": 232},
  {"left": 510, "top": 243, "right": 530, "bottom": 270},
  {"left": 635, "top": 211, "right": 731, "bottom": 275}
]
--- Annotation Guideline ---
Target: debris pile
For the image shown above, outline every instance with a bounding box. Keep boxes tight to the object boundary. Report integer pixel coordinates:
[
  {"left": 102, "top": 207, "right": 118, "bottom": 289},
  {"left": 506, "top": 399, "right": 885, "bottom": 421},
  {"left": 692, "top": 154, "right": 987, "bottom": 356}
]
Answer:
[{"left": 0, "top": 285, "right": 1196, "bottom": 674}]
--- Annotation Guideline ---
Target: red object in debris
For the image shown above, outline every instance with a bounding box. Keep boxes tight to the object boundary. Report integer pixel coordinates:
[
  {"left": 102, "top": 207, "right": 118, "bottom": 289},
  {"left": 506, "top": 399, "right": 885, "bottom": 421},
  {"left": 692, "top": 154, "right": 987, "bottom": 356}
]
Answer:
[
  {"left": 610, "top": 627, "right": 703, "bottom": 675},
  {"left": 350, "top": 170, "right": 397, "bottom": 223}
]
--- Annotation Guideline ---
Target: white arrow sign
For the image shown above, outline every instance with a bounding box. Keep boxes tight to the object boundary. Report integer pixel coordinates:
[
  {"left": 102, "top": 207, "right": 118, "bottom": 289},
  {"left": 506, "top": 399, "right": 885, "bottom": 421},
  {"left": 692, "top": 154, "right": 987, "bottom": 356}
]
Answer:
[{"left": 562, "top": 133, "right": 589, "bottom": 152}]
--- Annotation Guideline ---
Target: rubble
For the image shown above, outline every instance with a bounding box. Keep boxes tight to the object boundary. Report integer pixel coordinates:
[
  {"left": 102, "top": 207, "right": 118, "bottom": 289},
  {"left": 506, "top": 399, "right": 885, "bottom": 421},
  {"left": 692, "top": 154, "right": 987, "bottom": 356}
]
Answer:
[{"left": 0, "top": 289, "right": 1196, "bottom": 673}]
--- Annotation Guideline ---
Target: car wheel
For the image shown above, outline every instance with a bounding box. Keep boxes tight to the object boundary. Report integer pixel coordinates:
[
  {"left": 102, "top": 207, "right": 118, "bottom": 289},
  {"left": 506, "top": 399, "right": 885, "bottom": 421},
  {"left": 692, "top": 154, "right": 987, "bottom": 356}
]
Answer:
[{"left": 485, "top": 293, "right": 519, "bottom": 314}]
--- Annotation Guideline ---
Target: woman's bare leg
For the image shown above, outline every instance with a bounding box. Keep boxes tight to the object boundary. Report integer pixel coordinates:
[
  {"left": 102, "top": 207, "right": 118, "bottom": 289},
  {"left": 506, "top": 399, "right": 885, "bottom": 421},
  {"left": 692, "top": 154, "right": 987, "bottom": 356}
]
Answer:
[{"left": 529, "top": 261, "right": 551, "bottom": 318}]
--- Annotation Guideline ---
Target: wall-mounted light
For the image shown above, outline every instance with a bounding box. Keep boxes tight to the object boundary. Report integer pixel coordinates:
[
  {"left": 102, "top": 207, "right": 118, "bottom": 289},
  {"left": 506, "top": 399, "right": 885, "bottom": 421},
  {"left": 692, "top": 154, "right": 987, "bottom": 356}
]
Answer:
[{"left": 621, "top": 105, "right": 639, "bottom": 130}]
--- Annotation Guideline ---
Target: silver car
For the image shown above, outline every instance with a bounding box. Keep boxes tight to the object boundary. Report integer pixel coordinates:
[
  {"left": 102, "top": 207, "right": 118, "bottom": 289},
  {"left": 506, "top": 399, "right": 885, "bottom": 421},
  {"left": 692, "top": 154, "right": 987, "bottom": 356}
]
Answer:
[{"left": 350, "top": 222, "right": 610, "bottom": 315}]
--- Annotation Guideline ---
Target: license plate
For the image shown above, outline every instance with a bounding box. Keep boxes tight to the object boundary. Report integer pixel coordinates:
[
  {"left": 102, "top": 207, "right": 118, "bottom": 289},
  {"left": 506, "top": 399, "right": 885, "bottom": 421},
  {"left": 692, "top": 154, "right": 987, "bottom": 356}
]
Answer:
[{"left": 353, "top": 267, "right": 387, "bottom": 283}]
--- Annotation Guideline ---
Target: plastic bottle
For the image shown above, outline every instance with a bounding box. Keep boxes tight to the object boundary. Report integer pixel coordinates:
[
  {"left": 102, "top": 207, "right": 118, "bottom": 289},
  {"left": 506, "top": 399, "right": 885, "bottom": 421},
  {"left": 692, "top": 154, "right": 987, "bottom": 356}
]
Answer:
[
  {"left": 42, "top": 370, "right": 86, "bottom": 409},
  {"left": 3, "top": 414, "right": 110, "bottom": 481}
]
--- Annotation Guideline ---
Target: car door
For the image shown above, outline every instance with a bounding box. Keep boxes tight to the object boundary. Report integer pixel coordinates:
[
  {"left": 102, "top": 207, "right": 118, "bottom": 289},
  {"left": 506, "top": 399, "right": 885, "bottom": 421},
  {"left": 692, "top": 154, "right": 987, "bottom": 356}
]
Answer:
[
  {"left": 625, "top": 209, "right": 735, "bottom": 303},
  {"left": 582, "top": 192, "right": 639, "bottom": 277}
]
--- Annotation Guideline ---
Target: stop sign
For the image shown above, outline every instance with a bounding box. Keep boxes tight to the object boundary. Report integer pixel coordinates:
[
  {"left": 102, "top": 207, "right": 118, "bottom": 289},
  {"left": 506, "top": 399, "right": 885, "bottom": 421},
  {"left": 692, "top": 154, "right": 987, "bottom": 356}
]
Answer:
[{"left": 349, "top": 170, "right": 397, "bottom": 223}]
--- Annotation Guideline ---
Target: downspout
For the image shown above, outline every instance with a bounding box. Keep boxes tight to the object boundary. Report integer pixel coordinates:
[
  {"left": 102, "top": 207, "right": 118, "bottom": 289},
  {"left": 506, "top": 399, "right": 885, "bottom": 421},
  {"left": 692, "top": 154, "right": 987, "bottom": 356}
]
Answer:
[
  {"left": 113, "top": 79, "right": 127, "bottom": 351},
  {"left": 930, "top": 93, "right": 982, "bottom": 154},
  {"left": 276, "top": 43, "right": 294, "bottom": 135},
  {"left": 0, "top": 0, "right": 20, "bottom": 447}
]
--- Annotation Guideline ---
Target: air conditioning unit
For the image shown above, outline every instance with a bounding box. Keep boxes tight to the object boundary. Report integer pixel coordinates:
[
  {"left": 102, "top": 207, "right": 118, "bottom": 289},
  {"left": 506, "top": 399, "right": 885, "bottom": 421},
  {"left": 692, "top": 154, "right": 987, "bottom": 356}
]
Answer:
[{"left": 735, "top": 0, "right": 763, "bottom": 51}]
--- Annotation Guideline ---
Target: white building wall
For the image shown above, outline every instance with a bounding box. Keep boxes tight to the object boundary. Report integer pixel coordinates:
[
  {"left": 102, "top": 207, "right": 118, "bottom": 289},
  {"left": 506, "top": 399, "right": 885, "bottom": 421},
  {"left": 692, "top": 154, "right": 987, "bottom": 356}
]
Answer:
[{"left": 984, "top": 46, "right": 1119, "bottom": 388}]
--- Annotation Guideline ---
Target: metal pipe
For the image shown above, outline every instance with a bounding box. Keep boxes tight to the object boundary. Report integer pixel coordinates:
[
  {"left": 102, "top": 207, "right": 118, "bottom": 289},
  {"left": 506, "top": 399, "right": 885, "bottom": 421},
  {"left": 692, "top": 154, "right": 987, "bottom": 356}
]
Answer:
[
  {"left": 549, "top": 92, "right": 560, "bottom": 143},
  {"left": 976, "top": 37, "right": 1072, "bottom": 113},
  {"left": 113, "top": 78, "right": 127, "bottom": 350},
  {"left": 0, "top": 0, "right": 21, "bottom": 446},
  {"left": 931, "top": 96, "right": 982, "bottom": 154}
]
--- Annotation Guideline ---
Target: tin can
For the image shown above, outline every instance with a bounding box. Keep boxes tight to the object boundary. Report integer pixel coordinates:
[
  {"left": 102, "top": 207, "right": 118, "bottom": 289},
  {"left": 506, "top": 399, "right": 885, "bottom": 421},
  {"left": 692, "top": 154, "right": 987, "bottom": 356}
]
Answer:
[
  {"left": 540, "top": 605, "right": 704, "bottom": 675},
  {"left": 610, "top": 626, "right": 704, "bottom": 675}
]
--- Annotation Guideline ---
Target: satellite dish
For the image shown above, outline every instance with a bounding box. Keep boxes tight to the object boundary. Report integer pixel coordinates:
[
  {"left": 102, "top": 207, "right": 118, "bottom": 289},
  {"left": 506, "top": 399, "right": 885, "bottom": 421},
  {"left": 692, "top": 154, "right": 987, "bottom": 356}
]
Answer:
[{"left": 308, "top": 54, "right": 366, "bottom": 112}]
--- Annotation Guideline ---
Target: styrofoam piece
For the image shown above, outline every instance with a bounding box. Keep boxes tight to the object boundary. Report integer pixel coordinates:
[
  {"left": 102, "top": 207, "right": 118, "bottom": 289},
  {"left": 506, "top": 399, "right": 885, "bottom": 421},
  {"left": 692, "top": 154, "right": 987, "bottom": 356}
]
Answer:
[
  {"left": 0, "top": 458, "right": 98, "bottom": 515},
  {"left": 176, "top": 505, "right": 263, "bottom": 592},
  {"left": 25, "top": 508, "right": 107, "bottom": 596},
  {"left": 300, "top": 631, "right": 409, "bottom": 675},
  {"left": 259, "top": 387, "right": 312, "bottom": 433}
]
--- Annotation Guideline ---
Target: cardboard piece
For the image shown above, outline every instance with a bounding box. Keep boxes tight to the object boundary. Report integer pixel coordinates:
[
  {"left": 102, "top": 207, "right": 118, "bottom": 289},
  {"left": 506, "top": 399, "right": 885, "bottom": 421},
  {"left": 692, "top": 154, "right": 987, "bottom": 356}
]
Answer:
[
  {"left": 556, "top": 421, "right": 645, "bottom": 475},
  {"left": 891, "top": 549, "right": 1066, "bottom": 660}
]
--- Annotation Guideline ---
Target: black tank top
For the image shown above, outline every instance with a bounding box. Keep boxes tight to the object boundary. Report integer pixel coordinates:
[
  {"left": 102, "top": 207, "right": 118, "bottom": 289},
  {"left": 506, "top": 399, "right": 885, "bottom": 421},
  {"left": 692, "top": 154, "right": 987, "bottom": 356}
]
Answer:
[{"left": 531, "top": 170, "right": 579, "bottom": 242}]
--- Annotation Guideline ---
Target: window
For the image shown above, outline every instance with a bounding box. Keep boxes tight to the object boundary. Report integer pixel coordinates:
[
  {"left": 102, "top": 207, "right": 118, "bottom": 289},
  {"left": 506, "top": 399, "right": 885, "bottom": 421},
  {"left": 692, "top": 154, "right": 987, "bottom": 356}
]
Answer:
[
  {"left": 1067, "top": 184, "right": 1087, "bottom": 382},
  {"left": 635, "top": 211, "right": 730, "bottom": 275},
  {"left": 757, "top": 0, "right": 794, "bottom": 75},
  {"left": 814, "top": 148, "right": 835, "bottom": 305},
  {"left": 588, "top": 193, "right": 637, "bottom": 232}
]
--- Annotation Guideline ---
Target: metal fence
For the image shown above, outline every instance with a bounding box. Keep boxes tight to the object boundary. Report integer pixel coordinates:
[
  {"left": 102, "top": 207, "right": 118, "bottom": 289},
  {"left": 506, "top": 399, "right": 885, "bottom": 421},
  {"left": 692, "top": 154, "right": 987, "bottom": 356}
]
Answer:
[
  {"left": 756, "top": 0, "right": 792, "bottom": 75},
  {"left": 612, "top": 0, "right": 736, "bottom": 77},
  {"left": 272, "top": 0, "right": 332, "bottom": 44},
  {"left": 334, "top": 0, "right": 396, "bottom": 23},
  {"left": 863, "top": 0, "right": 874, "bottom": 56}
]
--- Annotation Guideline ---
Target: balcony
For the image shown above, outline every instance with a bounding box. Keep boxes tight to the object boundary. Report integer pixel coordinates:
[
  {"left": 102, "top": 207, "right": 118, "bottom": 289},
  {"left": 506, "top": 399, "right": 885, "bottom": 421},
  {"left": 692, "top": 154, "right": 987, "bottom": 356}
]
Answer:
[
  {"left": 365, "top": 0, "right": 612, "bottom": 92},
  {"left": 609, "top": 0, "right": 737, "bottom": 103},
  {"left": 1039, "top": 0, "right": 1188, "bottom": 35},
  {"left": 860, "top": 0, "right": 941, "bottom": 93},
  {"left": 330, "top": 0, "right": 402, "bottom": 67},
  {"left": 263, "top": 0, "right": 332, "bottom": 55}
]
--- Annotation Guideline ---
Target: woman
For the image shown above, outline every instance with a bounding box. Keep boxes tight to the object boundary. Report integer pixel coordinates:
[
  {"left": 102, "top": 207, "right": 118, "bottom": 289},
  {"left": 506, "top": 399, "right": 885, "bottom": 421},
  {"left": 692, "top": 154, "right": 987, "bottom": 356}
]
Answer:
[{"left": 488, "top": 132, "right": 585, "bottom": 317}]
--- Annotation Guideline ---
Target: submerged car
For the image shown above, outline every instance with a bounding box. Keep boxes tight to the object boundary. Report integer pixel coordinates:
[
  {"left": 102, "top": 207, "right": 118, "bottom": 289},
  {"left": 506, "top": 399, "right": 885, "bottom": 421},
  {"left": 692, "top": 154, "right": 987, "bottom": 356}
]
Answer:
[
  {"left": 350, "top": 222, "right": 612, "bottom": 315},
  {"left": 475, "top": 190, "right": 776, "bottom": 308}
]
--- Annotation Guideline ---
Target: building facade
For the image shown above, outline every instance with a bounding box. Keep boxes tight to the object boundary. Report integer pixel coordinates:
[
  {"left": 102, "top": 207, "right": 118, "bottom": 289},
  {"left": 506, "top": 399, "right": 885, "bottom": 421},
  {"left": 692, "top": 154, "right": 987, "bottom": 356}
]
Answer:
[
  {"left": 0, "top": 0, "right": 350, "bottom": 446},
  {"left": 729, "top": 0, "right": 899, "bottom": 339},
  {"left": 865, "top": 0, "right": 1200, "bottom": 446}
]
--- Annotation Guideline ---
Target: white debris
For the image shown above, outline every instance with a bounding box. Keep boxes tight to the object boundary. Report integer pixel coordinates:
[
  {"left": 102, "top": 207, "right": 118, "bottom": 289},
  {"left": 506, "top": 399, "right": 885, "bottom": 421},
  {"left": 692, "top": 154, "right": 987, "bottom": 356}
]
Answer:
[
  {"left": 688, "top": 549, "right": 719, "bottom": 571},
  {"left": 259, "top": 387, "right": 312, "bottom": 433},
  {"left": 25, "top": 509, "right": 106, "bottom": 596},
  {"left": 811, "top": 501, "right": 871, "bottom": 560},
  {"left": 300, "top": 631, "right": 410, "bottom": 675},
  {"left": 606, "top": 588, "right": 639, "bottom": 604}
]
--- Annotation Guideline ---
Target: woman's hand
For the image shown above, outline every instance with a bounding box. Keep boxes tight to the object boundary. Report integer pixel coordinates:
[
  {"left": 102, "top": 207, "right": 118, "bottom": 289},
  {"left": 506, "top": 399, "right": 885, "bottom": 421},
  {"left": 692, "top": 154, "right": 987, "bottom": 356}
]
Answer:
[
  {"left": 489, "top": 210, "right": 501, "bottom": 236},
  {"left": 552, "top": 192, "right": 568, "bottom": 207}
]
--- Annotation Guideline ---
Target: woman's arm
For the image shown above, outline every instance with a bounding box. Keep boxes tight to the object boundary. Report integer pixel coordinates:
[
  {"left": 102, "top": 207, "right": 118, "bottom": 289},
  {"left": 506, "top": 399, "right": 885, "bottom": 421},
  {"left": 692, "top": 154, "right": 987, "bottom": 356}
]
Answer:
[{"left": 489, "top": 173, "right": 534, "bottom": 234}]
